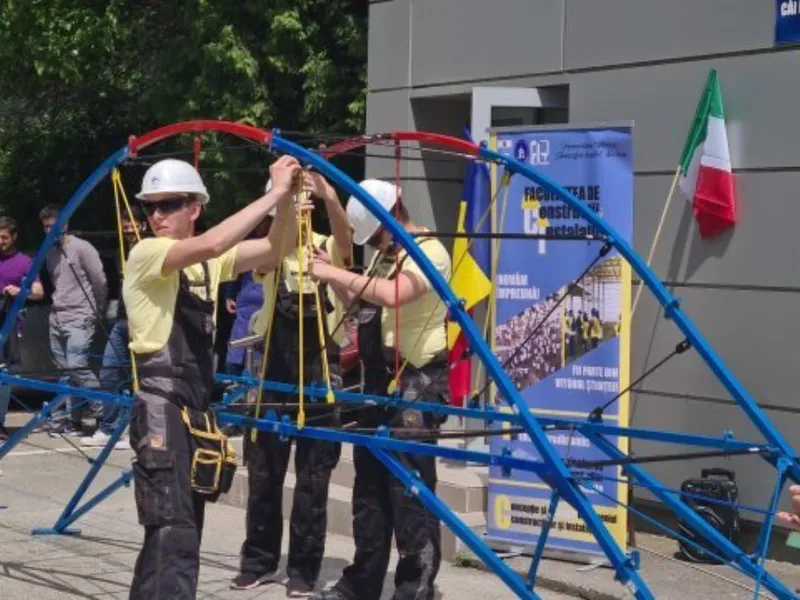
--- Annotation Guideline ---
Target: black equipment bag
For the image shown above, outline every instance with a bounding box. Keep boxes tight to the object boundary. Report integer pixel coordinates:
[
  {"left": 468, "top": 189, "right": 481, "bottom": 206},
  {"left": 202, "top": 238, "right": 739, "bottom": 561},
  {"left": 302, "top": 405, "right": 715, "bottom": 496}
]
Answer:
[{"left": 676, "top": 468, "right": 740, "bottom": 564}]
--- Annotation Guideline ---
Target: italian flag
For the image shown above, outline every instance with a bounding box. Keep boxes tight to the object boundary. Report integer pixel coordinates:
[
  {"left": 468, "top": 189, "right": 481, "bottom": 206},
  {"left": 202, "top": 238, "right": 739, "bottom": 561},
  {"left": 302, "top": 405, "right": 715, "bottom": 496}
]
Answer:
[{"left": 678, "top": 69, "right": 737, "bottom": 239}]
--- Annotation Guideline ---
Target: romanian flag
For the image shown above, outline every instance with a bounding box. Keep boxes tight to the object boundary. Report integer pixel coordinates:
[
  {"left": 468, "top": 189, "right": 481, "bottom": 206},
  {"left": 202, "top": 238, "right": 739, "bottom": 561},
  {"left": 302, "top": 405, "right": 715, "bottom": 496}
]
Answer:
[{"left": 447, "top": 129, "right": 493, "bottom": 406}]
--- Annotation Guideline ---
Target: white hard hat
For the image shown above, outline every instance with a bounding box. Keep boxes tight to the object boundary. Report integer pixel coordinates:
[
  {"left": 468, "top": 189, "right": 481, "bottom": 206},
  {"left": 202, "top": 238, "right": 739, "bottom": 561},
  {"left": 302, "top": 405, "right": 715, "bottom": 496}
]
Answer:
[
  {"left": 136, "top": 159, "right": 209, "bottom": 204},
  {"left": 264, "top": 179, "right": 276, "bottom": 217},
  {"left": 346, "top": 179, "right": 400, "bottom": 245}
]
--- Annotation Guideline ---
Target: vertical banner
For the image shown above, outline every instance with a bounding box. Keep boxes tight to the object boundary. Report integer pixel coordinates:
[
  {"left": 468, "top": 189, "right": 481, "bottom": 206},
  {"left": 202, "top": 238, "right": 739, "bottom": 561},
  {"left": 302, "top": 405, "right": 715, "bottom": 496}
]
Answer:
[{"left": 486, "top": 124, "right": 633, "bottom": 558}]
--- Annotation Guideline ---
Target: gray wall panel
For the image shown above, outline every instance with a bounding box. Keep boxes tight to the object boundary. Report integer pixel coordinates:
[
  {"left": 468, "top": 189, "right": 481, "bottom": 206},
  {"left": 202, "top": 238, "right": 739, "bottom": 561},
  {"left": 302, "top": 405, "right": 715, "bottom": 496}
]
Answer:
[
  {"left": 570, "top": 50, "right": 800, "bottom": 172},
  {"left": 410, "top": 0, "right": 564, "bottom": 87},
  {"left": 368, "top": 0, "right": 410, "bottom": 90},
  {"left": 365, "top": 89, "right": 414, "bottom": 181},
  {"left": 632, "top": 286, "right": 800, "bottom": 409},
  {"left": 634, "top": 173, "right": 800, "bottom": 289},
  {"left": 365, "top": 0, "right": 800, "bottom": 526},
  {"left": 564, "top": 0, "right": 774, "bottom": 70},
  {"left": 630, "top": 393, "right": 796, "bottom": 515}
]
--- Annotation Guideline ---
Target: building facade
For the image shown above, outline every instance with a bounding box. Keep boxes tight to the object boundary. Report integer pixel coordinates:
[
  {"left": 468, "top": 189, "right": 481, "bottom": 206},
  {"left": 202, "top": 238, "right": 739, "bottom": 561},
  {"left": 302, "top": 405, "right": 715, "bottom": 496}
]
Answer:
[{"left": 366, "top": 0, "right": 800, "bottom": 516}]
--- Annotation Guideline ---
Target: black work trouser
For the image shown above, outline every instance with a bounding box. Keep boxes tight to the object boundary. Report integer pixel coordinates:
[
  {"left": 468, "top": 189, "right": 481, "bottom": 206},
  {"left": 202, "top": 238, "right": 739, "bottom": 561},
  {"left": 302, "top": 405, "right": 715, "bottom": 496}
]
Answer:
[
  {"left": 129, "top": 395, "right": 206, "bottom": 600},
  {"left": 333, "top": 444, "right": 441, "bottom": 600},
  {"left": 239, "top": 432, "right": 341, "bottom": 582},
  {"left": 239, "top": 309, "right": 341, "bottom": 583}
]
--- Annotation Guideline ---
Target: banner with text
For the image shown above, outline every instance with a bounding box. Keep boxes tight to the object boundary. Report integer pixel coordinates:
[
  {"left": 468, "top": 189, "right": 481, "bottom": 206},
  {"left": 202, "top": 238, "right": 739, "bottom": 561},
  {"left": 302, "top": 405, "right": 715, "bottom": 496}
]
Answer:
[{"left": 486, "top": 125, "right": 633, "bottom": 557}]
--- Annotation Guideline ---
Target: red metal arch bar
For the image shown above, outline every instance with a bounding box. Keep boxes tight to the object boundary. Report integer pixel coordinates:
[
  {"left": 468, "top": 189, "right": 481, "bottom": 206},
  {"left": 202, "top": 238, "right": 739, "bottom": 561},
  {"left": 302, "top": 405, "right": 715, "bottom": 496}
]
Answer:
[{"left": 128, "top": 120, "right": 273, "bottom": 157}]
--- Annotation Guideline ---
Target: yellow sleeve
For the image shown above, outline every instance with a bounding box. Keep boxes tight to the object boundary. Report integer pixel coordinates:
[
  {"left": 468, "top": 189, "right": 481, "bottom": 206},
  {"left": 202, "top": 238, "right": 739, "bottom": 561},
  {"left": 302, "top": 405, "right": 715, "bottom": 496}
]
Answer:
[
  {"left": 400, "top": 240, "right": 451, "bottom": 291},
  {"left": 217, "top": 246, "right": 239, "bottom": 284},
  {"left": 324, "top": 235, "right": 352, "bottom": 269},
  {"left": 125, "top": 237, "right": 178, "bottom": 287}
]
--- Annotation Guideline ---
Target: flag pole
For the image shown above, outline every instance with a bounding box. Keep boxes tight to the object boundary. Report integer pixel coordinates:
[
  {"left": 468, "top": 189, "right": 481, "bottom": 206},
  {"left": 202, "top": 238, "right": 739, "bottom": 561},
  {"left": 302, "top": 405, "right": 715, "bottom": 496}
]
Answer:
[{"left": 630, "top": 164, "right": 682, "bottom": 318}]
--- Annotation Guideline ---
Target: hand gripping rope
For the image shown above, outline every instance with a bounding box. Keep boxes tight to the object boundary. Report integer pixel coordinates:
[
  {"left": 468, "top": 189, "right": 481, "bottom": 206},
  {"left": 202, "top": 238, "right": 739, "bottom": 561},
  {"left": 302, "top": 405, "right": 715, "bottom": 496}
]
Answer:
[{"left": 1, "top": 122, "right": 799, "bottom": 600}]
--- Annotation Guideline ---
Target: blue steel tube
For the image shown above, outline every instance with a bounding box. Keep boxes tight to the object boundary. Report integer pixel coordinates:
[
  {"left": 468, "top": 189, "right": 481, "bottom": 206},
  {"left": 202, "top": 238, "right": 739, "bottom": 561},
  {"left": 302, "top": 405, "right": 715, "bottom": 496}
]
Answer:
[
  {"left": 42, "top": 409, "right": 131, "bottom": 534},
  {"left": 270, "top": 134, "right": 652, "bottom": 596},
  {"left": 0, "top": 373, "right": 132, "bottom": 406},
  {"left": 372, "top": 448, "right": 540, "bottom": 600},
  {"left": 0, "top": 147, "right": 129, "bottom": 348},
  {"left": 481, "top": 146, "right": 800, "bottom": 485},
  {"left": 216, "top": 374, "right": 767, "bottom": 452},
  {"left": 586, "top": 432, "right": 797, "bottom": 599},
  {"left": 0, "top": 395, "right": 69, "bottom": 461},
  {"left": 219, "top": 412, "right": 553, "bottom": 477}
]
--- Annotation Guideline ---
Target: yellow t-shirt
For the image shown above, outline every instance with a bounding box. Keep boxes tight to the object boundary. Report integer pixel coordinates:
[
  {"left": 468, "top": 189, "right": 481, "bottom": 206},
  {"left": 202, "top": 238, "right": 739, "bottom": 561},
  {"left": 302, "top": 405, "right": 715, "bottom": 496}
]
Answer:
[
  {"left": 251, "top": 233, "right": 348, "bottom": 346},
  {"left": 123, "top": 237, "right": 238, "bottom": 354},
  {"left": 373, "top": 237, "right": 451, "bottom": 368}
]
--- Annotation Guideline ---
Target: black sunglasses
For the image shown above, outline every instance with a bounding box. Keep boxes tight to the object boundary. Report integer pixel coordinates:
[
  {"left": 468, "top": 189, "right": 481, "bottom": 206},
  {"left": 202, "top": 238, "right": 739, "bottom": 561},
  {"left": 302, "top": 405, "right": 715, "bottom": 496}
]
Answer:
[{"left": 139, "top": 195, "right": 190, "bottom": 217}]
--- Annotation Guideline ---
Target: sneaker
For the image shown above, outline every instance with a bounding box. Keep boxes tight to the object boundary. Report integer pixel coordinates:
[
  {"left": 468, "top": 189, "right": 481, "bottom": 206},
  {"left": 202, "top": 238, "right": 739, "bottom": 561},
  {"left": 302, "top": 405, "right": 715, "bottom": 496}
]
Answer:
[
  {"left": 287, "top": 577, "right": 314, "bottom": 598},
  {"left": 310, "top": 589, "right": 349, "bottom": 600},
  {"left": 229, "top": 570, "right": 278, "bottom": 590},
  {"left": 80, "top": 431, "right": 132, "bottom": 450},
  {"left": 48, "top": 422, "right": 82, "bottom": 437},
  {"left": 81, "top": 430, "right": 111, "bottom": 447}
]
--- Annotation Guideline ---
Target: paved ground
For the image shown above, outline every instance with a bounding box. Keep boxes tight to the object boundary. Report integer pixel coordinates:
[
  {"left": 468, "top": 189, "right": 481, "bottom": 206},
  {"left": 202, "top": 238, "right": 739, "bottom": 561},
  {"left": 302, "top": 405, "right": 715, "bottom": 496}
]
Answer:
[
  {"left": 3, "top": 419, "right": 800, "bottom": 599},
  {"left": 0, "top": 429, "right": 569, "bottom": 600}
]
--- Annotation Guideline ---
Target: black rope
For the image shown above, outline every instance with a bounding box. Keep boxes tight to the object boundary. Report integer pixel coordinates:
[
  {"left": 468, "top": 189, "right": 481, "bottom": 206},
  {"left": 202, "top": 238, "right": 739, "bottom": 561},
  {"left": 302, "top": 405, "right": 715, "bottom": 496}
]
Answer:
[
  {"left": 324, "top": 150, "right": 474, "bottom": 165},
  {"left": 53, "top": 429, "right": 94, "bottom": 462},
  {"left": 568, "top": 446, "right": 763, "bottom": 469},
  {"left": 413, "top": 231, "right": 607, "bottom": 242},
  {"left": 280, "top": 130, "right": 361, "bottom": 143},
  {"left": 467, "top": 242, "right": 613, "bottom": 407},
  {"left": 588, "top": 339, "right": 691, "bottom": 422}
]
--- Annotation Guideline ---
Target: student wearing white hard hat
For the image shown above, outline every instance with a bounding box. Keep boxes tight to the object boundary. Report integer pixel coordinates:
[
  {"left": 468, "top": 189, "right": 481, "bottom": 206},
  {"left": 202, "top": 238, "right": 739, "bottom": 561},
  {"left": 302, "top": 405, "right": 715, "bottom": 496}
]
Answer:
[
  {"left": 308, "top": 179, "right": 450, "bottom": 600},
  {"left": 230, "top": 171, "right": 352, "bottom": 596},
  {"left": 123, "top": 155, "right": 302, "bottom": 600}
]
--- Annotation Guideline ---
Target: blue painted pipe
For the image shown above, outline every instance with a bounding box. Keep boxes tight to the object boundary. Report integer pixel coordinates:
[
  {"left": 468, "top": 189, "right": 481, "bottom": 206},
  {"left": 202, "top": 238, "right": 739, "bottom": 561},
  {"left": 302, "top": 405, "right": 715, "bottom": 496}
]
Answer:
[
  {"left": 269, "top": 134, "right": 653, "bottom": 596},
  {"left": 481, "top": 145, "right": 800, "bottom": 487}
]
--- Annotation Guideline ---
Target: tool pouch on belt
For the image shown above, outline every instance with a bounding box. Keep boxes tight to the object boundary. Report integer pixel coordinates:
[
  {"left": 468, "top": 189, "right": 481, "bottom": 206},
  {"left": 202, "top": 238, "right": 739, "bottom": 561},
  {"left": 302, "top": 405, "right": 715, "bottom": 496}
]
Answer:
[{"left": 180, "top": 407, "right": 238, "bottom": 502}]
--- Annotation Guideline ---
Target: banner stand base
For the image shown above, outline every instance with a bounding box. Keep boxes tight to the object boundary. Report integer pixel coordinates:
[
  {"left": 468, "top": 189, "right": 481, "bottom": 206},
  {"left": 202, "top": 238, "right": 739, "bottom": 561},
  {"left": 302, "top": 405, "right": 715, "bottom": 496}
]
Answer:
[{"left": 482, "top": 534, "right": 613, "bottom": 569}]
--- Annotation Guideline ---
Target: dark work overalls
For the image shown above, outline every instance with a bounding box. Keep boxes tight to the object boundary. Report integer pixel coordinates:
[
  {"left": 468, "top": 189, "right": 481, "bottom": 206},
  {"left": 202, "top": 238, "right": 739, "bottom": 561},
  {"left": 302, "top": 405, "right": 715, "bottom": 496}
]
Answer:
[
  {"left": 333, "top": 247, "right": 448, "bottom": 600},
  {"left": 239, "top": 247, "right": 342, "bottom": 586},
  {"left": 129, "top": 264, "right": 217, "bottom": 599}
]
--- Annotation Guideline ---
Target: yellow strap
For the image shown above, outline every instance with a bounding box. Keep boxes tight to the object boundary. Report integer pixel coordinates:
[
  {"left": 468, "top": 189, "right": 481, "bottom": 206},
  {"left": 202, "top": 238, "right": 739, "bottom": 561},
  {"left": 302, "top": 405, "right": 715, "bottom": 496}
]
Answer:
[
  {"left": 387, "top": 170, "right": 511, "bottom": 394},
  {"left": 250, "top": 226, "right": 284, "bottom": 443},
  {"left": 296, "top": 195, "right": 306, "bottom": 429},
  {"left": 111, "top": 169, "right": 141, "bottom": 394},
  {"left": 306, "top": 219, "right": 335, "bottom": 404}
]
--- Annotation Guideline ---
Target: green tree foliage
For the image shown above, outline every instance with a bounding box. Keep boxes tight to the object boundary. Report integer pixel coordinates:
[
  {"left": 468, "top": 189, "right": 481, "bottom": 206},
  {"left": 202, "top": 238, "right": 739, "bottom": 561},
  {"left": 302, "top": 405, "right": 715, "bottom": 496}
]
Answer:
[{"left": 0, "top": 0, "right": 368, "bottom": 251}]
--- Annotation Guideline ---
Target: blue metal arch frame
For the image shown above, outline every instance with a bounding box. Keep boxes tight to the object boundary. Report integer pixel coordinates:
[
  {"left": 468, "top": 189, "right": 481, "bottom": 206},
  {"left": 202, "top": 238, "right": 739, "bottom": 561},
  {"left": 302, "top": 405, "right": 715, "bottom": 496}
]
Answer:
[
  {"left": 270, "top": 134, "right": 653, "bottom": 596},
  {"left": 0, "top": 122, "right": 796, "bottom": 598},
  {"left": 271, "top": 132, "right": 798, "bottom": 599},
  {"left": 480, "top": 143, "right": 799, "bottom": 481}
]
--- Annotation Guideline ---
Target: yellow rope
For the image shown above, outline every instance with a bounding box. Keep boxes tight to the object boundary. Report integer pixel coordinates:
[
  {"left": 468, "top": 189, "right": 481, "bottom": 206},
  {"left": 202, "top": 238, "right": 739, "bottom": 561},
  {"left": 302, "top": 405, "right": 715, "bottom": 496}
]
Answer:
[
  {"left": 296, "top": 192, "right": 306, "bottom": 429},
  {"left": 386, "top": 170, "right": 511, "bottom": 395},
  {"left": 111, "top": 169, "right": 140, "bottom": 394},
  {"left": 250, "top": 227, "right": 284, "bottom": 443},
  {"left": 305, "top": 216, "right": 335, "bottom": 404},
  {"left": 472, "top": 180, "right": 511, "bottom": 402}
]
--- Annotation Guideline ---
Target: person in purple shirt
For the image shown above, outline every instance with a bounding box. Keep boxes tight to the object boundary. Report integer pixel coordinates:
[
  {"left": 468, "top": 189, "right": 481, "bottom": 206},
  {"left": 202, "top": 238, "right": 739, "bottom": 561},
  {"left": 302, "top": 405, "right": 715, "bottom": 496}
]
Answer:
[
  {"left": 224, "top": 215, "right": 271, "bottom": 376},
  {"left": 0, "top": 216, "right": 44, "bottom": 440}
]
